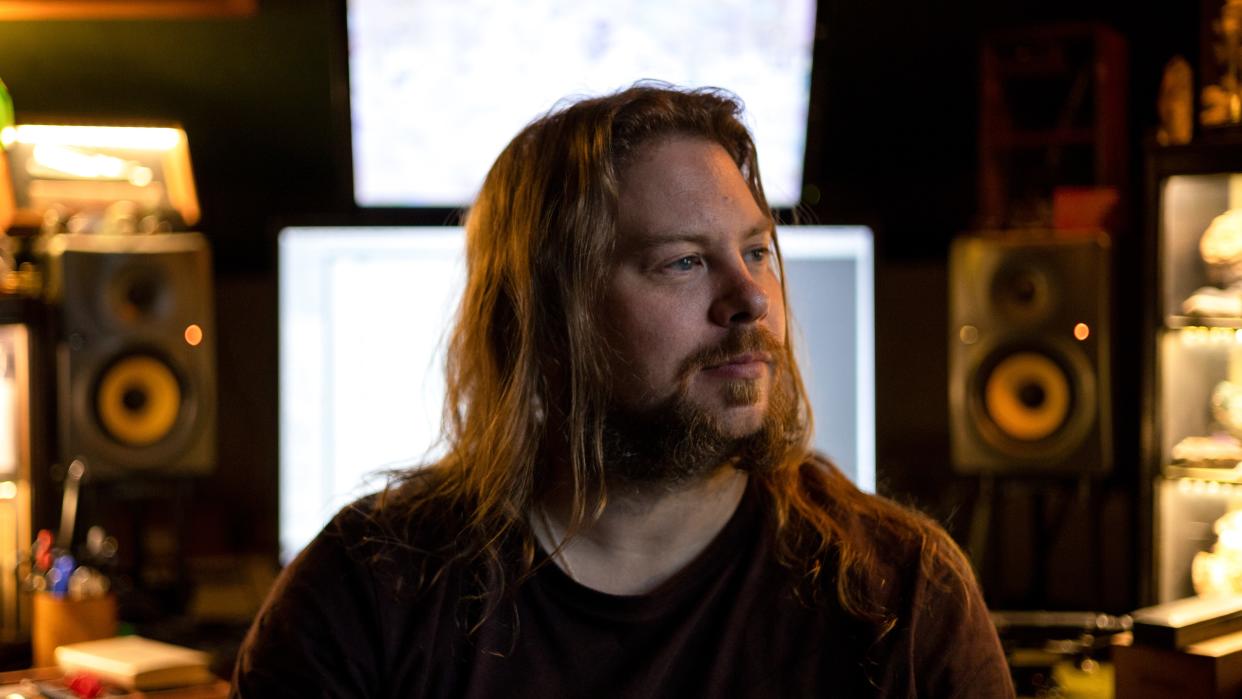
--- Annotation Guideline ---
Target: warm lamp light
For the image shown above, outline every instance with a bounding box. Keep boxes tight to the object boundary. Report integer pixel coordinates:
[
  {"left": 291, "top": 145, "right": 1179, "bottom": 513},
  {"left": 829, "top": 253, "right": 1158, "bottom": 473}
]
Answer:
[
  {"left": 0, "top": 1, "right": 256, "bottom": 20},
  {"left": 13, "top": 125, "right": 183, "bottom": 151},
  {"left": 1, "top": 121, "right": 199, "bottom": 229}
]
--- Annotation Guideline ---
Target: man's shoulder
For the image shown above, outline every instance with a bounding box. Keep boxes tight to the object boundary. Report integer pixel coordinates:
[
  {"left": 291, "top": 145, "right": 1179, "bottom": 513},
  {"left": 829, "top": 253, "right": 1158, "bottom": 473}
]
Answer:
[
  {"left": 235, "top": 477, "right": 474, "bottom": 695},
  {"left": 794, "top": 456, "right": 938, "bottom": 550},
  {"left": 322, "top": 476, "right": 469, "bottom": 562},
  {"left": 789, "top": 455, "right": 973, "bottom": 590},
  {"left": 268, "top": 475, "right": 477, "bottom": 619}
]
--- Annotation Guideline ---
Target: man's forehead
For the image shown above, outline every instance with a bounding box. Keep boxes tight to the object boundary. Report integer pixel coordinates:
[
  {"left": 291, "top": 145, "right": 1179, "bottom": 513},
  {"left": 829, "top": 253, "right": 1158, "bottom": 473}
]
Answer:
[
  {"left": 613, "top": 136, "right": 770, "bottom": 245},
  {"left": 619, "top": 137, "right": 740, "bottom": 197}
]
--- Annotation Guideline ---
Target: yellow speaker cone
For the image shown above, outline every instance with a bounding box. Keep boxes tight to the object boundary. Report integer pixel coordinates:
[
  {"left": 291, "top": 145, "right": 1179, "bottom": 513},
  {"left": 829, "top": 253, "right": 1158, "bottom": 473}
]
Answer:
[
  {"left": 984, "top": 352, "right": 1070, "bottom": 442},
  {"left": 96, "top": 356, "right": 180, "bottom": 446}
]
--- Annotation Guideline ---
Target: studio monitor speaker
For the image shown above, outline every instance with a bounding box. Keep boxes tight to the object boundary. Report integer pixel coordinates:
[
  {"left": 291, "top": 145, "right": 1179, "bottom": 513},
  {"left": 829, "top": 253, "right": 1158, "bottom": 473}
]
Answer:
[
  {"left": 949, "top": 233, "right": 1111, "bottom": 475},
  {"left": 47, "top": 233, "right": 215, "bottom": 480}
]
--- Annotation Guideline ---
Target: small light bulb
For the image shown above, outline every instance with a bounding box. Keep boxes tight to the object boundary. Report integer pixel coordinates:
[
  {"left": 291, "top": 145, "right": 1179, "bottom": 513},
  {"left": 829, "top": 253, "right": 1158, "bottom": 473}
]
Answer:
[
  {"left": 1073, "top": 323, "right": 1090, "bottom": 341},
  {"left": 184, "top": 324, "right": 203, "bottom": 347}
]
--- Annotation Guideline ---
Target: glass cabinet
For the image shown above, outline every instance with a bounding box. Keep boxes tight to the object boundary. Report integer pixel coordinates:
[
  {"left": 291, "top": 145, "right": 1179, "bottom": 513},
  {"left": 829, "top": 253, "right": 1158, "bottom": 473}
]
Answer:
[{"left": 1145, "top": 143, "right": 1242, "bottom": 602}]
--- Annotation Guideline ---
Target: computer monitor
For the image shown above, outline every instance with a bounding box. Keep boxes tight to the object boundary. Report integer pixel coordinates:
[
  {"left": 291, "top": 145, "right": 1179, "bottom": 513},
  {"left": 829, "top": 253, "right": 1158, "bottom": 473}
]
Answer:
[
  {"left": 278, "top": 225, "right": 873, "bottom": 562},
  {"left": 345, "top": 0, "right": 817, "bottom": 208}
]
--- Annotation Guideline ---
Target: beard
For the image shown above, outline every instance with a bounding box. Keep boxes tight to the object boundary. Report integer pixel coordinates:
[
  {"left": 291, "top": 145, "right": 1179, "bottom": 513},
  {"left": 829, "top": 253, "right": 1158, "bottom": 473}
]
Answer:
[{"left": 601, "top": 327, "right": 801, "bottom": 490}]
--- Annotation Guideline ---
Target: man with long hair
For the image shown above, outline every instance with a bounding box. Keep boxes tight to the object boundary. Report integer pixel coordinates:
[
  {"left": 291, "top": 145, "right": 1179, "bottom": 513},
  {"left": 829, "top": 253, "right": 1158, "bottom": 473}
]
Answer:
[{"left": 234, "top": 83, "right": 1013, "bottom": 697}]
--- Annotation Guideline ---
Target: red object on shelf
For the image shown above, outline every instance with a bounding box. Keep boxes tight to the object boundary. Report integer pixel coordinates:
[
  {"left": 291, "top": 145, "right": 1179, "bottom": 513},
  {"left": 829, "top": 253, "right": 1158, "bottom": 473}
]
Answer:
[
  {"left": 1052, "top": 186, "right": 1120, "bottom": 233},
  {"left": 65, "top": 671, "right": 104, "bottom": 698}
]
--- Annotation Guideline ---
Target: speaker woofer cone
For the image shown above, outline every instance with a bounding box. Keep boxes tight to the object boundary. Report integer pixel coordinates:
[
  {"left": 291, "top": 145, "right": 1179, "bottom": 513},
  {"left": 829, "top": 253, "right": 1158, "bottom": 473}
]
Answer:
[
  {"left": 964, "top": 339, "right": 1097, "bottom": 462},
  {"left": 94, "top": 354, "right": 181, "bottom": 447},
  {"left": 982, "top": 351, "right": 1072, "bottom": 441}
]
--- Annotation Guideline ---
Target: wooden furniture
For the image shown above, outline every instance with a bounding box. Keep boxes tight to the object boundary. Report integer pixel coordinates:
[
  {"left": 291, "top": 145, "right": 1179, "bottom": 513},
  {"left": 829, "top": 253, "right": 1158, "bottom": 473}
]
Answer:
[{"left": 0, "top": 665, "right": 228, "bottom": 698}]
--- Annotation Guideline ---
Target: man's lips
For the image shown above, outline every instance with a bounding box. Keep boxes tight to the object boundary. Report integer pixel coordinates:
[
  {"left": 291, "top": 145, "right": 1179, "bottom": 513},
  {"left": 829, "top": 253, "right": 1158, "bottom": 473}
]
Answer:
[{"left": 702, "top": 352, "right": 773, "bottom": 378}]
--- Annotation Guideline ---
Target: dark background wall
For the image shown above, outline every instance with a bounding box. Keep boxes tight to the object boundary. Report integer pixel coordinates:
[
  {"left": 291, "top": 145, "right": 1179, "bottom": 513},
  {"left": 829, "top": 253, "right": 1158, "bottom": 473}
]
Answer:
[{"left": 0, "top": 0, "right": 1205, "bottom": 613}]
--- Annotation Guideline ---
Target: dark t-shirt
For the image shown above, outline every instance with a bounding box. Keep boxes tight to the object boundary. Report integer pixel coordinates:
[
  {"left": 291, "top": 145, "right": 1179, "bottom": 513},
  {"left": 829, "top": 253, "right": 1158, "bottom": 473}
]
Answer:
[{"left": 234, "top": 479, "right": 1014, "bottom": 698}]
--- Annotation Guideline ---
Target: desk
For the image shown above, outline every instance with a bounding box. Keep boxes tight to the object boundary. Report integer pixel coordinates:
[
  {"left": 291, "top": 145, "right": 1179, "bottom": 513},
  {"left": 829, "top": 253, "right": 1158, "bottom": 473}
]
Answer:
[{"left": 0, "top": 667, "right": 229, "bottom": 698}]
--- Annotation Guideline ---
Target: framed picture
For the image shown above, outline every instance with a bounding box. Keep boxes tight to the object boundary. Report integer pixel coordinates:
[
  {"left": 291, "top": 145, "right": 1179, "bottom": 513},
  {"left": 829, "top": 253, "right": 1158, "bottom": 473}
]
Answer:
[{"left": 0, "top": 0, "right": 255, "bottom": 19}]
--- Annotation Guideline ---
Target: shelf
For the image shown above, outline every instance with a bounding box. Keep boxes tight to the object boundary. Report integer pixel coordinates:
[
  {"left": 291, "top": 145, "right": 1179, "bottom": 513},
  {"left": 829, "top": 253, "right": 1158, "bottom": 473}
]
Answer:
[
  {"left": 1166, "top": 315, "right": 1242, "bottom": 329},
  {"left": 1165, "top": 463, "right": 1242, "bottom": 484}
]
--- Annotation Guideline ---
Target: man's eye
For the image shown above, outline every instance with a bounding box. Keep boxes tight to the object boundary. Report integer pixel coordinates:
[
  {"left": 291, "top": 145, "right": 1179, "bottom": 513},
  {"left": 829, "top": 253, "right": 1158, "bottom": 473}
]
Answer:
[{"left": 667, "top": 256, "right": 700, "bottom": 271}]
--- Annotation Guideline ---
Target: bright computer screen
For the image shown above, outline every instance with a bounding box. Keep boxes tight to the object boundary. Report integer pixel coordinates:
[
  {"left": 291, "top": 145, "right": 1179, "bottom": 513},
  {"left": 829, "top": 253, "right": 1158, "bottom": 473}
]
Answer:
[
  {"left": 347, "top": 0, "right": 817, "bottom": 208},
  {"left": 279, "top": 225, "right": 872, "bottom": 562}
]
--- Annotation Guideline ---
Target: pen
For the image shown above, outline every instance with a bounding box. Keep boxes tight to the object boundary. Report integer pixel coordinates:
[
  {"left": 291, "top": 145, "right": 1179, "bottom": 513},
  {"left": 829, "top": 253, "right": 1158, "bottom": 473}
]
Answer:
[
  {"left": 48, "top": 555, "right": 74, "bottom": 597},
  {"left": 32, "top": 530, "right": 52, "bottom": 574}
]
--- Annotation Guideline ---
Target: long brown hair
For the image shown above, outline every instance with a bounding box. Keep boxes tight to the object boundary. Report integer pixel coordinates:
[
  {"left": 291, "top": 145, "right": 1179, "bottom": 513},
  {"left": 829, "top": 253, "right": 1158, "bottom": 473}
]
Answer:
[{"left": 380, "top": 82, "right": 962, "bottom": 629}]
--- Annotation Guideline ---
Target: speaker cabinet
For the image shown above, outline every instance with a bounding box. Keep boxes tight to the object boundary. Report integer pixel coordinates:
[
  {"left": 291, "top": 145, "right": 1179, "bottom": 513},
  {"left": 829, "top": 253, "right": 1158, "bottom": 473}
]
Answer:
[
  {"left": 47, "top": 233, "right": 215, "bottom": 480},
  {"left": 949, "top": 234, "right": 1112, "bottom": 475}
]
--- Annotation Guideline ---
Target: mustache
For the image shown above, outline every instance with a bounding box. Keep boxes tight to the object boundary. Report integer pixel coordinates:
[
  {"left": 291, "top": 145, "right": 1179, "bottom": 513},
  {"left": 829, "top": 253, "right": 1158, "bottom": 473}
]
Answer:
[{"left": 676, "top": 327, "right": 785, "bottom": 380}]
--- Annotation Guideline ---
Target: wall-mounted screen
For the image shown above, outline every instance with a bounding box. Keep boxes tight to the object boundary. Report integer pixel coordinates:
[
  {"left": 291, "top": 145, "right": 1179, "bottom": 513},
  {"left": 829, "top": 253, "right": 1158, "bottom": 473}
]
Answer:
[
  {"left": 347, "top": 0, "right": 817, "bottom": 208},
  {"left": 278, "top": 225, "right": 873, "bottom": 562}
]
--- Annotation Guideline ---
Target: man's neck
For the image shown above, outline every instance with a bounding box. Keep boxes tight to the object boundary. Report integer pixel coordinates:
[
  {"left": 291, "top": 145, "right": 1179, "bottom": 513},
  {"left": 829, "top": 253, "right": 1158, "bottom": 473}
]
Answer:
[{"left": 533, "top": 466, "right": 748, "bottom": 596}]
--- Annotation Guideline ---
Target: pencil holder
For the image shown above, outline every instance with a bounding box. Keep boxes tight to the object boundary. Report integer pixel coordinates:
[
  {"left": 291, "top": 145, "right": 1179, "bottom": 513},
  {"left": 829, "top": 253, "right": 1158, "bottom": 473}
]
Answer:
[{"left": 32, "top": 592, "right": 117, "bottom": 667}]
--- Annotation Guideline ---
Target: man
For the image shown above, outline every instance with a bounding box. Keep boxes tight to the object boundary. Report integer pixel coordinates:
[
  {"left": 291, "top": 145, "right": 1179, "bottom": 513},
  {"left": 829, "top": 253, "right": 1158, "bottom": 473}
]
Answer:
[{"left": 234, "top": 84, "right": 1014, "bottom": 697}]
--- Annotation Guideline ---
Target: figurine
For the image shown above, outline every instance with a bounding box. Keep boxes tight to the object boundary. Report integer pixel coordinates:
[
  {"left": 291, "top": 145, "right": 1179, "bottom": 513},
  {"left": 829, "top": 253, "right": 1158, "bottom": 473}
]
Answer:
[
  {"left": 1158, "top": 55, "right": 1193, "bottom": 145},
  {"left": 1194, "top": 510, "right": 1242, "bottom": 596},
  {"left": 1201, "top": 208, "right": 1242, "bottom": 285}
]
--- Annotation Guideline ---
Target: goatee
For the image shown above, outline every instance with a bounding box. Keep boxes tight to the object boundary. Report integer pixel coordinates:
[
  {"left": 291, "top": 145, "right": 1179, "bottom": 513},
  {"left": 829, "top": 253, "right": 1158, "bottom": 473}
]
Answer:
[{"left": 602, "top": 328, "right": 800, "bottom": 490}]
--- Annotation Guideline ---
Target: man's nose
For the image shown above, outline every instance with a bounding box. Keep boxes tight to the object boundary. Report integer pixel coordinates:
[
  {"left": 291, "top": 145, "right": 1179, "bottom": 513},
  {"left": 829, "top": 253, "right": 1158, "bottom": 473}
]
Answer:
[{"left": 709, "top": 264, "right": 770, "bottom": 327}]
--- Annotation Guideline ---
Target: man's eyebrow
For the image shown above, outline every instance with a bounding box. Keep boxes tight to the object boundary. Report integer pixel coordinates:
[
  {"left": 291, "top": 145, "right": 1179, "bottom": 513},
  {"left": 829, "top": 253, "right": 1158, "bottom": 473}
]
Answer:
[
  {"left": 627, "top": 225, "right": 774, "bottom": 249},
  {"left": 743, "top": 225, "right": 775, "bottom": 241}
]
